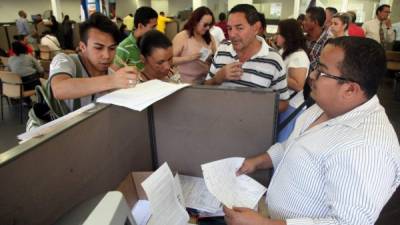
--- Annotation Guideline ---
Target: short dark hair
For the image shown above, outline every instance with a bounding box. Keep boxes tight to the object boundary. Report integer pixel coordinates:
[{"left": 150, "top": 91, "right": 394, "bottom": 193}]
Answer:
[
  {"left": 12, "top": 41, "right": 27, "bottom": 56},
  {"left": 278, "top": 19, "right": 308, "bottom": 60},
  {"left": 258, "top": 13, "right": 266, "bottom": 32},
  {"left": 326, "top": 37, "right": 386, "bottom": 99},
  {"left": 229, "top": 4, "right": 260, "bottom": 25},
  {"left": 325, "top": 7, "right": 338, "bottom": 15},
  {"left": 79, "top": 12, "right": 120, "bottom": 44},
  {"left": 134, "top": 7, "right": 158, "bottom": 29},
  {"left": 139, "top": 30, "right": 172, "bottom": 57},
  {"left": 347, "top": 11, "right": 357, "bottom": 23},
  {"left": 219, "top": 12, "right": 226, "bottom": 21},
  {"left": 183, "top": 6, "right": 214, "bottom": 44},
  {"left": 376, "top": 4, "right": 390, "bottom": 15},
  {"left": 306, "top": 6, "right": 326, "bottom": 27}
]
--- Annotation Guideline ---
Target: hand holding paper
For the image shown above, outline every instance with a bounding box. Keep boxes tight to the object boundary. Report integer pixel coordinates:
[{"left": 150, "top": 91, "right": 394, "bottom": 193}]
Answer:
[{"left": 201, "top": 157, "right": 267, "bottom": 209}]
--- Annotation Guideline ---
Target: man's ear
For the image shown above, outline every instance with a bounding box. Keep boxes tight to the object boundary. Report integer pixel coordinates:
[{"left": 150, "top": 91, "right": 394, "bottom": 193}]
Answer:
[
  {"left": 252, "top": 21, "right": 261, "bottom": 33},
  {"left": 79, "top": 41, "right": 86, "bottom": 53},
  {"left": 140, "top": 54, "right": 145, "bottom": 63},
  {"left": 343, "top": 82, "right": 362, "bottom": 99}
]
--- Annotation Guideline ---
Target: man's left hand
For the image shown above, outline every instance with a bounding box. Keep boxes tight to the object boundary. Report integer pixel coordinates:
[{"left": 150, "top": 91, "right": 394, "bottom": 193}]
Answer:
[{"left": 224, "top": 206, "right": 266, "bottom": 225}]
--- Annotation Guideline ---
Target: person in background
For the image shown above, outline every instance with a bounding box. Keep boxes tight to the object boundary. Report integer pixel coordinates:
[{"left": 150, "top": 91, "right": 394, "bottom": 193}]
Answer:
[
  {"left": 8, "top": 35, "right": 34, "bottom": 57},
  {"left": 40, "top": 30, "right": 61, "bottom": 52},
  {"left": 296, "top": 13, "right": 305, "bottom": 30},
  {"left": 156, "top": 11, "right": 173, "bottom": 34},
  {"left": 257, "top": 12, "right": 267, "bottom": 39},
  {"left": 16, "top": 10, "right": 30, "bottom": 36},
  {"left": 346, "top": 11, "right": 365, "bottom": 37},
  {"left": 138, "top": 30, "right": 179, "bottom": 83},
  {"left": 112, "top": 7, "right": 158, "bottom": 70},
  {"left": 392, "top": 21, "right": 400, "bottom": 51},
  {"left": 330, "top": 13, "right": 351, "bottom": 38},
  {"left": 123, "top": 13, "right": 134, "bottom": 31},
  {"left": 49, "top": 13, "right": 137, "bottom": 112},
  {"left": 324, "top": 7, "right": 337, "bottom": 29},
  {"left": 275, "top": 19, "right": 310, "bottom": 142},
  {"left": 205, "top": 4, "right": 289, "bottom": 113},
  {"left": 172, "top": 6, "right": 216, "bottom": 84},
  {"left": 210, "top": 25, "right": 225, "bottom": 47},
  {"left": 362, "top": 4, "right": 395, "bottom": 48},
  {"left": 225, "top": 37, "right": 400, "bottom": 225},
  {"left": 215, "top": 12, "right": 228, "bottom": 39},
  {"left": 62, "top": 15, "right": 74, "bottom": 50},
  {"left": 8, "top": 41, "right": 43, "bottom": 91},
  {"left": 303, "top": 6, "right": 331, "bottom": 72}
]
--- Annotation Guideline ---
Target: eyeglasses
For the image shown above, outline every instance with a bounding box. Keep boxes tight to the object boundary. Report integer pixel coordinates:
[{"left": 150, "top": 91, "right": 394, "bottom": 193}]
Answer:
[
  {"left": 203, "top": 23, "right": 212, "bottom": 28},
  {"left": 315, "top": 68, "right": 355, "bottom": 83}
]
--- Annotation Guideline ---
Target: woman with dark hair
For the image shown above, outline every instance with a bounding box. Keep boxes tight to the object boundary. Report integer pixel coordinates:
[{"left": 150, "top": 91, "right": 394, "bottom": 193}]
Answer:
[
  {"left": 330, "top": 13, "right": 351, "bottom": 37},
  {"left": 8, "top": 41, "right": 43, "bottom": 91},
  {"left": 138, "top": 30, "right": 179, "bottom": 83},
  {"left": 275, "top": 19, "right": 310, "bottom": 142},
  {"left": 172, "top": 6, "right": 216, "bottom": 84}
]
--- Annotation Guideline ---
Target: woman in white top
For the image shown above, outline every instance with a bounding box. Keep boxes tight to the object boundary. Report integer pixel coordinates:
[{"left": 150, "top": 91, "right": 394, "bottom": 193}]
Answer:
[
  {"left": 275, "top": 19, "right": 310, "bottom": 142},
  {"left": 330, "top": 13, "right": 351, "bottom": 38}
]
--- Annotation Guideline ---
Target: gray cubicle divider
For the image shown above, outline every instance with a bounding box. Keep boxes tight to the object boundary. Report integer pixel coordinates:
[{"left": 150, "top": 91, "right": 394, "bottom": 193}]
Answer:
[
  {"left": 0, "top": 26, "right": 9, "bottom": 51},
  {"left": 0, "top": 105, "right": 153, "bottom": 225},
  {"left": 153, "top": 86, "right": 278, "bottom": 185},
  {"left": 0, "top": 86, "right": 278, "bottom": 225}
]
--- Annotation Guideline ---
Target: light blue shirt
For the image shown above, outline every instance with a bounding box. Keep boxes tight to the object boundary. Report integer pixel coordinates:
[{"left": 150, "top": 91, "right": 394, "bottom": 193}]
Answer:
[
  {"left": 266, "top": 96, "right": 400, "bottom": 225},
  {"left": 16, "top": 17, "right": 30, "bottom": 35}
]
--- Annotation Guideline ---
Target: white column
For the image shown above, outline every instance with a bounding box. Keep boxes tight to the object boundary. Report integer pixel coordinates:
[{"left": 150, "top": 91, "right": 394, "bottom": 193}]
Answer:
[
  {"left": 51, "top": 0, "right": 62, "bottom": 21},
  {"left": 228, "top": 0, "right": 252, "bottom": 11},
  {"left": 193, "top": 0, "right": 207, "bottom": 10},
  {"left": 293, "top": 0, "right": 300, "bottom": 18},
  {"left": 340, "top": 0, "right": 349, "bottom": 12}
]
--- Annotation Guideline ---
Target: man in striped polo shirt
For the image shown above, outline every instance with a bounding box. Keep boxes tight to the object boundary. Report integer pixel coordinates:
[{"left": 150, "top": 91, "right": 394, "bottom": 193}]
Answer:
[
  {"left": 225, "top": 37, "right": 400, "bottom": 225},
  {"left": 111, "top": 7, "right": 158, "bottom": 71},
  {"left": 205, "top": 4, "right": 289, "bottom": 112}
]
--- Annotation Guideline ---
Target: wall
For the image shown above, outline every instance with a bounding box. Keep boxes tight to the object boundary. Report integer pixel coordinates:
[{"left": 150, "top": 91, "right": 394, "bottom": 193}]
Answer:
[
  {"left": 254, "top": 0, "right": 295, "bottom": 19},
  {"left": 115, "top": 0, "right": 138, "bottom": 18},
  {"left": 0, "top": 0, "right": 51, "bottom": 23},
  {"left": 152, "top": 0, "right": 169, "bottom": 15},
  {"left": 59, "top": 0, "right": 81, "bottom": 22},
  {"left": 168, "top": 0, "right": 192, "bottom": 16}
]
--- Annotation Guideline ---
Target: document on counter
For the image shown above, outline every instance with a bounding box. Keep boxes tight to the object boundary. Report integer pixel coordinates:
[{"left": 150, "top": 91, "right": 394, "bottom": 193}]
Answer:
[
  {"left": 201, "top": 157, "right": 267, "bottom": 209},
  {"left": 17, "top": 103, "right": 96, "bottom": 142},
  {"left": 96, "top": 79, "right": 190, "bottom": 111},
  {"left": 141, "top": 163, "right": 189, "bottom": 225},
  {"left": 176, "top": 174, "right": 222, "bottom": 213}
]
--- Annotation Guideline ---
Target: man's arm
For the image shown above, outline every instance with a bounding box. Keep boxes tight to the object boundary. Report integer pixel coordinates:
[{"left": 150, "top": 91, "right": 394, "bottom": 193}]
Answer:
[
  {"left": 204, "top": 62, "right": 243, "bottom": 85},
  {"left": 51, "top": 66, "right": 138, "bottom": 100},
  {"left": 224, "top": 207, "right": 286, "bottom": 225}
]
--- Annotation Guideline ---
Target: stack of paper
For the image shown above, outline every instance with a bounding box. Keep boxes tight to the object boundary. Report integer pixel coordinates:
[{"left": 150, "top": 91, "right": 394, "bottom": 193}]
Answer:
[
  {"left": 141, "top": 163, "right": 189, "bottom": 225},
  {"left": 201, "top": 157, "right": 267, "bottom": 209},
  {"left": 96, "top": 80, "right": 190, "bottom": 111},
  {"left": 176, "top": 174, "right": 222, "bottom": 213}
]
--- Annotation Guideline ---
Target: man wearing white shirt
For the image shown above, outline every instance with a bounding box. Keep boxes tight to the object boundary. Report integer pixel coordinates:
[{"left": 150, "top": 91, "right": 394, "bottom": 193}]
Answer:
[
  {"left": 40, "top": 31, "right": 61, "bottom": 51},
  {"left": 209, "top": 25, "right": 225, "bottom": 47},
  {"left": 362, "top": 4, "right": 395, "bottom": 47},
  {"left": 224, "top": 37, "right": 400, "bottom": 225}
]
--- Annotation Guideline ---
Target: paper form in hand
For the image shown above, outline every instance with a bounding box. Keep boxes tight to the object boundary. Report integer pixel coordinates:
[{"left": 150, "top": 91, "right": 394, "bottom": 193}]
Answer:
[
  {"left": 199, "top": 47, "right": 211, "bottom": 62},
  {"left": 201, "top": 157, "right": 267, "bottom": 209},
  {"left": 141, "top": 163, "right": 189, "bottom": 225},
  {"left": 176, "top": 174, "right": 222, "bottom": 213},
  {"left": 96, "top": 80, "right": 190, "bottom": 111}
]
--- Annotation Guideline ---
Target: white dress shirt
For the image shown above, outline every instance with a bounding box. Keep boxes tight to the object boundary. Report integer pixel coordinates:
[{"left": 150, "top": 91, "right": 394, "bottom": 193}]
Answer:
[
  {"left": 266, "top": 95, "right": 400, "bottom": 225},
  {"left": 362, "top": 18, "right": 395, "bottom": 43}
]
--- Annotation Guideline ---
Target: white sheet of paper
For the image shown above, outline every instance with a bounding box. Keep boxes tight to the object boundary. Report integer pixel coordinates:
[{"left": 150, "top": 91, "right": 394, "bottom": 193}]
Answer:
[
  {"left": 141, "top": 163, "right": 189, "bottom": 225},
  {"left": 201, "top": 157, "right": 267, "bottom": 209},
  {"left": 177, "top": 174, "right": 221, "bottom": 213},
  {"left": 199, "top": 47, "right": 211, "bottom": 62},
  {"left": 96, "top": 80, "right": 190, "bottom": 111},
  {"left": 131, "top": 200, "right": 152, "bottom": 225},
  {"left": 17, "top": 103, "right": 96, "bottom": 142}
]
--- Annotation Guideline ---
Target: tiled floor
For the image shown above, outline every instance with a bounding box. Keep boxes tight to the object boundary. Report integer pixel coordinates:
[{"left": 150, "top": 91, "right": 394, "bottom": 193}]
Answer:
[{"left": 0, "top": 75, "right": 400, "bottom": 223}]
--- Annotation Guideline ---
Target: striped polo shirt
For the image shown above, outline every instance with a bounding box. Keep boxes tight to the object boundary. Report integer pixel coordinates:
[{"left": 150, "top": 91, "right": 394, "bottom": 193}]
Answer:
[
  {"left": 266, "top": 95, "right": 400, "bottom": 225},
  {"left": 206, "top": 36, "right": 289, "bottom": 100},
  {"left": 113, "top": 33, "right": 144, "bottom": 70}
]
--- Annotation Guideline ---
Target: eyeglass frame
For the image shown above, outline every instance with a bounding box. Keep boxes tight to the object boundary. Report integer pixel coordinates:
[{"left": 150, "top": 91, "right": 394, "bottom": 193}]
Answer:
[{"left": 314, "top": 61, "right": 357, "bottom": 83}]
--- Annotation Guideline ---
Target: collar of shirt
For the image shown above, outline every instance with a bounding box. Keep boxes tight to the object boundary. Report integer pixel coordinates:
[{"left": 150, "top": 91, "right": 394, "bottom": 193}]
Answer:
[
  {"left": 308, "top": 95, "right": 381, "bottom": 131},
  {"left": 128, "top": 33, "right": 137, "bottom": 45},
  {"left": 249, "top": 35, "right": 270, "bottom": 59}
]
